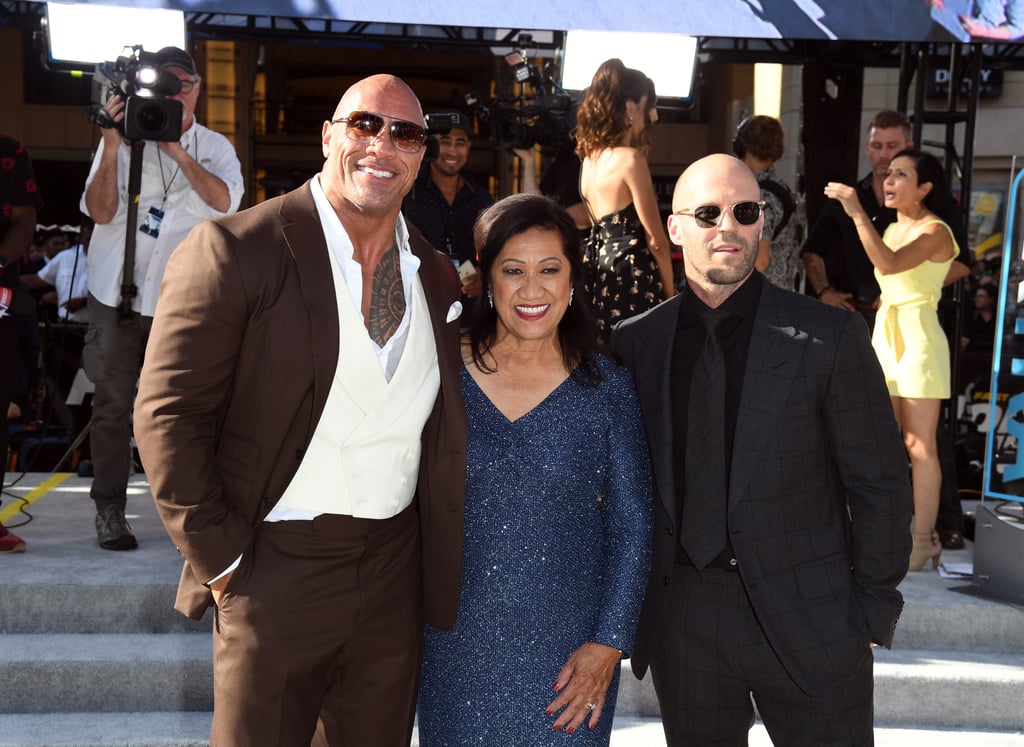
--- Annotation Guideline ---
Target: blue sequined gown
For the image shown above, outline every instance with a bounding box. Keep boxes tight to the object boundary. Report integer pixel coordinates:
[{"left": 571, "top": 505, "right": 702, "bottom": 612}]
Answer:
[{"left": 417, "top": 355, "right": 653, "bottom": 746}]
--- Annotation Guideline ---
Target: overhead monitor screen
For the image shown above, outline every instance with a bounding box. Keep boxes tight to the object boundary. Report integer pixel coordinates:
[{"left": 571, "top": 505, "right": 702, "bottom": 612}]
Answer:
[{"left": 43, "top": 0, "right": 1016, "bottom": 43}]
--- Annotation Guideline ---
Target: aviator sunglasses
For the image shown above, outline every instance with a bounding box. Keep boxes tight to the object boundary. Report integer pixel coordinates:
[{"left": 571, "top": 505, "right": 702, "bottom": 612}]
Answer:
[
  {"left": 674, "top": 200, "right": 765, "bottom": 228},
  {"left": 331, "top": 110, "right": 427, "bottom": 153}
]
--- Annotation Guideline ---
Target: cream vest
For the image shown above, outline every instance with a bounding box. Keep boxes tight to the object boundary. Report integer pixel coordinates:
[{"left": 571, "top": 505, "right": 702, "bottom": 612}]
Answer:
[{"left": 274, "top": 249, "right": 440, "bottom": 518}]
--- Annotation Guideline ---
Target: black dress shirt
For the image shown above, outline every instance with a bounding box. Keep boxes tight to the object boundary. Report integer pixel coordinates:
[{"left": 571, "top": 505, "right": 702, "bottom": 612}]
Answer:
[{"left": 672, "top": 272, "right": 763, "bottom": 568}]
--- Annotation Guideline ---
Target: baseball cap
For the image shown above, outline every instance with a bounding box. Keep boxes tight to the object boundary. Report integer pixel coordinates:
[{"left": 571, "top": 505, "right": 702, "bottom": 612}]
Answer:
[
  {"left": 154, "top": 46, "right": 198, "bottom": 76},
  {"left": 428, "top": 111, "right": 476, "bottom": 138}
]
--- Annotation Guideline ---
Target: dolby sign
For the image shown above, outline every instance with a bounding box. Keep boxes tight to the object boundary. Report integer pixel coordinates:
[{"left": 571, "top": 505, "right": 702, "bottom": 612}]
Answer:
[{"left": 927, "top": 66, "right": 1003, "bottom": 99}]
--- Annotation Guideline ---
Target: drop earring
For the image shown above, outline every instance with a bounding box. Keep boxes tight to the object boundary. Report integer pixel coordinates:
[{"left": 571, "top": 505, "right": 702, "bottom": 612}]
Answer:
[
  {"left": 488, "top": 290, "right": 494, "bottom": 308},
  {"left": 569, "top": 287, "right": 574, "bottom": 307}
]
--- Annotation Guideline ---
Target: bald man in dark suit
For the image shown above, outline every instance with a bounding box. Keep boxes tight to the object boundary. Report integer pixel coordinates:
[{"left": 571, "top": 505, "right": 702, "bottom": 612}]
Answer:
[{"left": 612, "top": 154, "right": 912, "bottom": 745}]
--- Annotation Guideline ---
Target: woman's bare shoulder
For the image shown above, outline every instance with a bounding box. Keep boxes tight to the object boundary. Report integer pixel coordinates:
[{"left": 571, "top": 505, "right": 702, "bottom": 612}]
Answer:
[{"left": 603, "top": 145, "right": 643, "bottom": 165}]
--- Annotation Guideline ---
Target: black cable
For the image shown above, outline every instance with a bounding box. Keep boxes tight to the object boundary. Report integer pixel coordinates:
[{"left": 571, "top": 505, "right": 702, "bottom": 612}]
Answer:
[{"left": 1, "top": 492, "right": 33, "bottom": 529}]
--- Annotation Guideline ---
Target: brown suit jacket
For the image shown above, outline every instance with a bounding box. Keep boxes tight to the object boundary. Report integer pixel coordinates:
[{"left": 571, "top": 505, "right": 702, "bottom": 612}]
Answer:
[{"left": 134, "top": 180, "right": 467, "bottom": 628}]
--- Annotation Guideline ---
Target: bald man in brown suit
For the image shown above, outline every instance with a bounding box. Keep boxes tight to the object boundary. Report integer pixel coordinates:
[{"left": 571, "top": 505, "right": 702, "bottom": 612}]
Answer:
[{"left": 135, "top": 75, "right": 467, "bottom": 746}]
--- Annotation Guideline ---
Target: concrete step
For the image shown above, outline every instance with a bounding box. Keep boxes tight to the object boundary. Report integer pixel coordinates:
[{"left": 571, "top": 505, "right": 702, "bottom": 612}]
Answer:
[
  {"left": 0, "top": 582, "right": 209, "bottom": 635},
  {"left": 874, "top": 649, "right": 1024, "bottom": 731},
  {"left": 4, "top": 476, "right": 1024, "bottom": 742},
  {"left": 0, "top": 713, "right": 211, "bottom": 747},
  {"left": 0, "top": 476, "right": 209, "bottom": 636},
  {"left": 618, "top": 650, "right": 1024, "bottom": 733},
  {"left": 0, "top": 714, "right": 1021, "bottom": 747},
  {"left": 8, "top": 634, "right": 1022, "bottom": 733},
  {"left": 892, "top": 560, "right": 1024, "bottom": 653},
  {"left": 0, "top": 634, "right": 212, "bottom": 714}
]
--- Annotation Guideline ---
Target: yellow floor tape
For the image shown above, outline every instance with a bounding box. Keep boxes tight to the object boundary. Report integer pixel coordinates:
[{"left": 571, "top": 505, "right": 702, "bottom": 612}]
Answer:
[{"left": 0, "top": 473, "right": 73, "bottom": 523}]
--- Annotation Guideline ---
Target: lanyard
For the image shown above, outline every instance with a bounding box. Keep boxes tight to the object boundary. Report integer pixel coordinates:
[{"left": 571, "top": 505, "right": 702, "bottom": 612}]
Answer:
[{"left": 154, "top": 129, "right": 198, "bottom": 209}]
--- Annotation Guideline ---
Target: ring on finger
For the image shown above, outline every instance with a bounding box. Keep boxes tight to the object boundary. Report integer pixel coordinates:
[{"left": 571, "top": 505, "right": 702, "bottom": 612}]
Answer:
[{"left": 585, "top": 701, "right": 596, "bottom": 711}]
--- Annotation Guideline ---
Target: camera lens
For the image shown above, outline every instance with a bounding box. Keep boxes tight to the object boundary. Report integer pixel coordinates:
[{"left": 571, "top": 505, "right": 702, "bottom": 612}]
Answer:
[
  {"left": 123, "top": 96, "right": 183, "bottom": 141},
  {"left": 136, "top": 101, "right": 169, "bottom": 135}
]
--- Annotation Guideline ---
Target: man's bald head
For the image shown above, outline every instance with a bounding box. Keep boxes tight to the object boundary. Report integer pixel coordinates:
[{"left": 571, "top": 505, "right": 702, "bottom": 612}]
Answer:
[
  {"left": 333, "top": 75, "right": 425, "bottom": 126},
  {"left": 666, "top": 153, "right": 763, "bottom": 306},
  {"left": 672, "top": 154, "right": 760, "bottom": 214},
  {"left": 320, "top": 73, "right": 426, "bottom": 226}
]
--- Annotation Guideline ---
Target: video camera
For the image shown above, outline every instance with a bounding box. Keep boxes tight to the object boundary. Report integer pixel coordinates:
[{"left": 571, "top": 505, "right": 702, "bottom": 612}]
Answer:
[
  {"left": 466, "top": 41, "right": 576, "bottom": 152},
  {"left": 89, "top": 45, "right": 183, "bottom": 142},
  {"left": 424, "top": 112, "right": 467, "bottom": 135}
]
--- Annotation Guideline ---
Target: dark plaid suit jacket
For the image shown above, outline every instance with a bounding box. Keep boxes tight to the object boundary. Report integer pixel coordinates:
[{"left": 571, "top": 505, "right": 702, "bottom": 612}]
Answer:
[{"left": 612, "top": 275, "right": 912, "bottom": 693}]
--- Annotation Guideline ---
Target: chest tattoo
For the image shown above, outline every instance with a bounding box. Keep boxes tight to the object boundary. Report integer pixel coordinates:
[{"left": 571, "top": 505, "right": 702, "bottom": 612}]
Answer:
[{"left": 367, "top": 246, "right": 406, "bottom": 346}]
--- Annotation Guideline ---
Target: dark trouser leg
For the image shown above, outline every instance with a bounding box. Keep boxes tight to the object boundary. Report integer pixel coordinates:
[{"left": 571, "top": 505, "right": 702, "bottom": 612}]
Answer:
[
  {"left": 211, "top": 508, "right": 422, "bottom": 747},
  {"left": 753, "top": 643, "right": 874, "bottom": 746},
  {"left": 83, "top": 295, "right": 150, "bottom": 512},
  {"left": 650, "top": 567, "right": 756, "bottom": 747},
  {"left": 651, "top": 565, "right": 874, "bottom": 747}
]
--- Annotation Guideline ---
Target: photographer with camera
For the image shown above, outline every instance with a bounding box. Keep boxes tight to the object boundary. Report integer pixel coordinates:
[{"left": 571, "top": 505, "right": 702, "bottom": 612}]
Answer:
[{"left": 81, "top": 46, "right": 243, "bottom": 551}]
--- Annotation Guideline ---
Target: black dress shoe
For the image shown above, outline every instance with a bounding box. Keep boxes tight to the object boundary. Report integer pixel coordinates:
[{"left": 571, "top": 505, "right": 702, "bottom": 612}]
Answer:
[{"left": 939, "top": 529, "right": 966, "bottom": 550}]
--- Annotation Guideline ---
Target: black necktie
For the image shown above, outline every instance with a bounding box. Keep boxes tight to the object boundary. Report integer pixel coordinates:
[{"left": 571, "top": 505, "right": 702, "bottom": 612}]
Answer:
[{"left": 680, "top": 308, "right": 729, "bottom": 569}]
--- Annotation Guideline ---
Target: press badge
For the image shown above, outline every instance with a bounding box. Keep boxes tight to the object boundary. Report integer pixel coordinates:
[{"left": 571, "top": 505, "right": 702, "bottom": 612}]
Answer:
[{"left": 139, "top": 206, "right": 164, "bottom": 238}]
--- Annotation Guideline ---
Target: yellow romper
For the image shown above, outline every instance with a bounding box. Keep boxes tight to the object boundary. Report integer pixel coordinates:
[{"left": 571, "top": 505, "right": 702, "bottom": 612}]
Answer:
[{"left": 871, "top": 219, "right": 958, "bottom": 398}]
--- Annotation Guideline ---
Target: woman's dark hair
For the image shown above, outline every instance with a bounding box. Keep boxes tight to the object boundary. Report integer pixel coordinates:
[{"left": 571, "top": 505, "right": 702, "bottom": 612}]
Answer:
[
  {"left": 642, "top": 75, "right": 658, "bottom": 131},
  {"left": 575, "top": 58, "right": 653, "bottom": 159},
  {"left": 736, "top": 115, "right": 785, "bottom": 162},
  {"left": 892, "top": 147, "right": 960, "bottom": 226},
  {"left": 467, "top": 193, "right": 603, "bottom": 386}
]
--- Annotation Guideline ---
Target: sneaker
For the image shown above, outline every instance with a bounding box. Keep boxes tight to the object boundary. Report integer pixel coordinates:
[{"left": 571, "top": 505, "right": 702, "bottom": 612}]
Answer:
[
  {"left": 95, "top": 506, "right": 138, "bottom": 551},
  {"left": 0, "top": 520, "right": 26, "bottom": 553}
]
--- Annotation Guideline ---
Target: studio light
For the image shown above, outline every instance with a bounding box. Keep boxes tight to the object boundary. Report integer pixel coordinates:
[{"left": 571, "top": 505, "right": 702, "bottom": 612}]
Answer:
[
  {"left": 560, "top": 30, "right": 699, "bottom": 102},
  {"left": 43, "top": 3, "right": 186, "bottom": 69}
]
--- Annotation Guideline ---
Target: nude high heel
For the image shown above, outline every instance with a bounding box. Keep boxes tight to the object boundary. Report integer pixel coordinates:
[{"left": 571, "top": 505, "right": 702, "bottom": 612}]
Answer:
[{"left": 908, "top": 531, "right": 941, "bottom": 571}]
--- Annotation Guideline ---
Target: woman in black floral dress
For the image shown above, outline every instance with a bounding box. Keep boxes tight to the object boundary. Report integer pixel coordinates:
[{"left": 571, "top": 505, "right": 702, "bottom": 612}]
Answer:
[{"left": 577, "top": 59, "right": 674, "bottom": 340}]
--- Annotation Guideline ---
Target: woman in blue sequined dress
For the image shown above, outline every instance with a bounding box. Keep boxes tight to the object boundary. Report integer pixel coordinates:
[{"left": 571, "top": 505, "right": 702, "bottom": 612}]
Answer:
[{"left": 417, "top": 194, "right": 654, "bottom": 745}]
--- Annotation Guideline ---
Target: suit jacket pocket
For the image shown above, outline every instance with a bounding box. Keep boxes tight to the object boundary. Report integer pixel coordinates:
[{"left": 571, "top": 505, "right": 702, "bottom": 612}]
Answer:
[
  {"left": 215, "top": 431, "right": 260, "bottom": 512},
  {"left": 216, "top": 430, "right": 261, "bottom": 469},
  {"left": 795, "top": 551, "right": 871, "bottom": 642},
  {"left": 794, "top": 550, "right": 853, "bottom": 600}
]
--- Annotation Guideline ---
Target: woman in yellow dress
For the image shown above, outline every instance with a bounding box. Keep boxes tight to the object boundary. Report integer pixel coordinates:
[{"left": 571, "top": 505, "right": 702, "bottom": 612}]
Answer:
[{"left": 824, "top": 148, "right": 959, "bottom": 572}]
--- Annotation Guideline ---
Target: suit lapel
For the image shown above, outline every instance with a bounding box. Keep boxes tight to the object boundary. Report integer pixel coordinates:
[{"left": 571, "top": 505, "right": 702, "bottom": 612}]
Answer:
[
  {"left": 407, "top": 223, "right": 461, "bottom": 404},
  {"left": 729, "top": 283, "right": 803, "bottom": 510},
  {"left": 280, "top": 181, "right": 340, "bottom": 423},
  {"left": 630, "top": 297, "right": 682, "bottom": 523}
]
